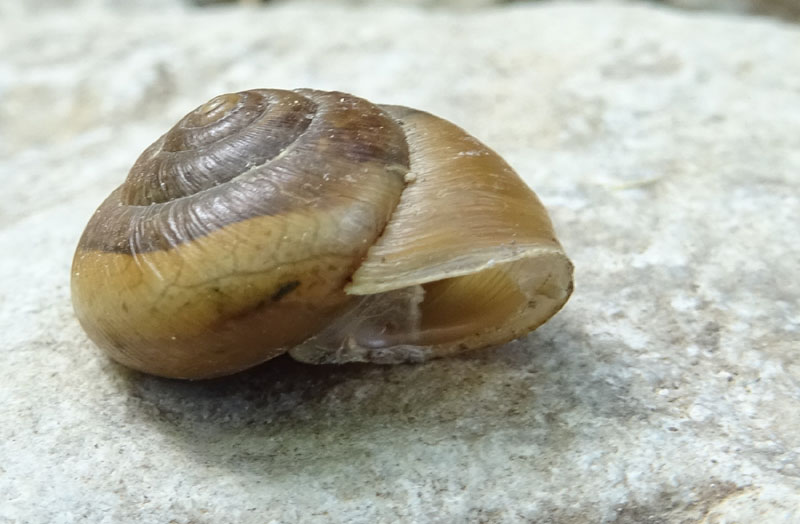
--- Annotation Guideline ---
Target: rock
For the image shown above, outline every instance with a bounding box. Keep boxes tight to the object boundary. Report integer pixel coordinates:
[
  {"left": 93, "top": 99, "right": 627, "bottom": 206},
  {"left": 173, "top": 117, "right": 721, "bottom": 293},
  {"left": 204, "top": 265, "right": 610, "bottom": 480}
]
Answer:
[
  {"left": 6, "top": 0, "right": 800, "bottom": 21},
  {"left": 1, "top": 3, "right": 799, "bottom": 523},
  {"left": 0, "top": 0, "right": 184, "bottom": 15},
  {"left": 658, "top": 0, "right": 800, "bottom": 20}
]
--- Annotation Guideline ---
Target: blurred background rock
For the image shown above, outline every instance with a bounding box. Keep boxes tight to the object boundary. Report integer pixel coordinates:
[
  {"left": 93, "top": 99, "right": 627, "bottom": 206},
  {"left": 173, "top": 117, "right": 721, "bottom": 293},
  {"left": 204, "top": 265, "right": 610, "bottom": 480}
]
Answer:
[{"left": 2, "top": 0, "right": 799, "bottom": 20}]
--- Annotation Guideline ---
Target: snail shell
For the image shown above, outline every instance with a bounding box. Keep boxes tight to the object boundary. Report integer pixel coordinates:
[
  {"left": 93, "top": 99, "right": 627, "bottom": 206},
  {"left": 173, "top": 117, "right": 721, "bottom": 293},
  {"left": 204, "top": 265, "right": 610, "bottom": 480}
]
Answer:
[{"left": 71, "top": 89, "right": 573, "bottom": 379}]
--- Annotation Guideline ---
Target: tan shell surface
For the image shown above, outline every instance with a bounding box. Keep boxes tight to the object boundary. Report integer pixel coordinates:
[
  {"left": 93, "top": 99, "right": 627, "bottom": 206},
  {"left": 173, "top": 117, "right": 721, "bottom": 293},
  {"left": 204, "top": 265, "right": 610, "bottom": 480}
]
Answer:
[{"left": 292, "top": 106, "right": 573, "bottom": 364}]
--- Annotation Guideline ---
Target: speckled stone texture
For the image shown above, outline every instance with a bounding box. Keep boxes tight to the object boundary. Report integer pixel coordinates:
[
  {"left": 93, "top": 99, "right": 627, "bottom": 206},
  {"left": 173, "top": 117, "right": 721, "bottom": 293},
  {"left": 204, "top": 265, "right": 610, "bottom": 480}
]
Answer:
[{"left": 1, "top": 3, "right": 799, "bottom": 523}]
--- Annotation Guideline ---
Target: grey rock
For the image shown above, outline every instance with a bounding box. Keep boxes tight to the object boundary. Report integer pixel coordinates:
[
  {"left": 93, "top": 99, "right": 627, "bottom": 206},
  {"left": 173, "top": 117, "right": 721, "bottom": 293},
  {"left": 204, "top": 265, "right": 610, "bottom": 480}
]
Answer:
[
  {"left": 6, "top": 0, "right": 800, "bottom": 21},
  {"left": 1, "top": 3, "right": 799, "bottom": 523},
  {"left": 657, "top": 0, "right": 800, "bottom": 20}
]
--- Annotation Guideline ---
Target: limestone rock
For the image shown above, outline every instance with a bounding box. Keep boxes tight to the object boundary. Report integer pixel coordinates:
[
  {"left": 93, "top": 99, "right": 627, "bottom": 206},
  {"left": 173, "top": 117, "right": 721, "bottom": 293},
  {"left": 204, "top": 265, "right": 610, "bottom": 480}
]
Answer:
[{"left": 1, "top": 3, "right": 798, "bottom": 523}]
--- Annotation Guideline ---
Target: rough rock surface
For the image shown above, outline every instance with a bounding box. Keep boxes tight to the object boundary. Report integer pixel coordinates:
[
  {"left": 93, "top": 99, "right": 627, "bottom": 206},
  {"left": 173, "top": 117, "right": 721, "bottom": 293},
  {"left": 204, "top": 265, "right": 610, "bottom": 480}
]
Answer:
[{"left": 1, "top": 3, "right": 799, "bottom": 523}]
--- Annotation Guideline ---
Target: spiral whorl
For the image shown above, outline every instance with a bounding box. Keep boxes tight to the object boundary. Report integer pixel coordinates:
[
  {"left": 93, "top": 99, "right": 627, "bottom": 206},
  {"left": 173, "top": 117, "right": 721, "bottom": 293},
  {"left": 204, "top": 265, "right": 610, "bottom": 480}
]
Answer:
[
  {"left": 122, "top": 90, "right": 318, "bottom": 205},
  {"left": 79, "top": 89, "right": 409, "bottom": 254}
]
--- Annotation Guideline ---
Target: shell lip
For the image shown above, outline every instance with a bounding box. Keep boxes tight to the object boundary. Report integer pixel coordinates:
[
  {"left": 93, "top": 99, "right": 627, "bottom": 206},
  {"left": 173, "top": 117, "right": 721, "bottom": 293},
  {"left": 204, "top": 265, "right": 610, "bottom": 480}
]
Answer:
[{"left": 345, "top": 243, "right": 571, "bottom": 296}]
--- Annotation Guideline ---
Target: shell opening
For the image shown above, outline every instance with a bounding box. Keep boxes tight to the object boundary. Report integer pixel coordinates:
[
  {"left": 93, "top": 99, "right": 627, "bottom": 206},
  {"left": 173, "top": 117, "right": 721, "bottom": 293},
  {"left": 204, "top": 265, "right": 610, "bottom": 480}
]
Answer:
[{"left": 288, "top": 252, "right": 572, "bottom": 364}]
